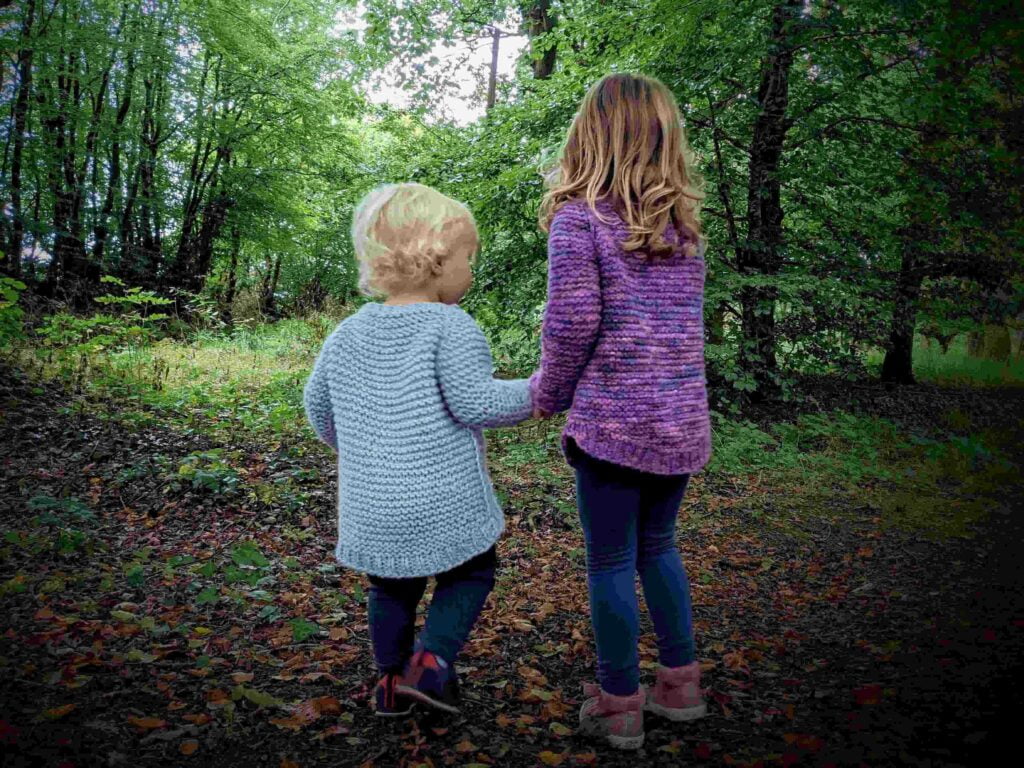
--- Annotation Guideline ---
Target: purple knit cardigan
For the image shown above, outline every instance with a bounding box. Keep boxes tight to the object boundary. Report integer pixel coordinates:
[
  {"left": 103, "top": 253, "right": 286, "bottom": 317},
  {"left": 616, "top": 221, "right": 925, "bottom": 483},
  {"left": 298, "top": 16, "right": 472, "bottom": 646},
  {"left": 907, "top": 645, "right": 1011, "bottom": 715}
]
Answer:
[{"left": 528, "top": 198, "right": 711, "bottom": 476}]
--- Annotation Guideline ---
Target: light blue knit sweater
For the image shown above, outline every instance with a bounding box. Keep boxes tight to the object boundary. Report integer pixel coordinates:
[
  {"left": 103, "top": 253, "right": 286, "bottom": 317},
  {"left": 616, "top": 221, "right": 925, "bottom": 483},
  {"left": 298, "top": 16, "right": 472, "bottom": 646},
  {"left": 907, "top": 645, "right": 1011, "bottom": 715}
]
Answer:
[{"left": 303, "top": 301, "right": 533, "bottom": 578}]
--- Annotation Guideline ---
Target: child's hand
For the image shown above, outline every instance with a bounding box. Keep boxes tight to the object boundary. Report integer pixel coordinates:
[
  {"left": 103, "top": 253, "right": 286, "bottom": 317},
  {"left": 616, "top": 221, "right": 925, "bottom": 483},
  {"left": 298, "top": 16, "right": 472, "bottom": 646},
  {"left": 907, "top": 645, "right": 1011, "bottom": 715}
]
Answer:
[{"left": 533, "top": 406, "right": 552, "bottom": 420}]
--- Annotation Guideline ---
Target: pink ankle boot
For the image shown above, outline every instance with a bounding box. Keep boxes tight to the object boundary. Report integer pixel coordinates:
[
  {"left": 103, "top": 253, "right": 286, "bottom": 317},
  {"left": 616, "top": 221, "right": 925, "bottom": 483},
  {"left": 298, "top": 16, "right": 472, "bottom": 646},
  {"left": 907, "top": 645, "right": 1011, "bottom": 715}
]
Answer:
[
  {"left": 643, "top": 662, "right": 707, "bottom": 722},
  {"left": 578, "top": 682, "right": 645, "bottom": 750}
]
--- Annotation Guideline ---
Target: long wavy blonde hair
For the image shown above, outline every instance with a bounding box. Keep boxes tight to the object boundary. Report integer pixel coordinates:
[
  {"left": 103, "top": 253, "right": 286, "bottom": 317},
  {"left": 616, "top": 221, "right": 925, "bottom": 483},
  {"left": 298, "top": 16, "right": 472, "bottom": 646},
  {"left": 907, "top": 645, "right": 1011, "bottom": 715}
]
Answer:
[{"left": 539, "top": 73, "right": 705, "bottom": 257}]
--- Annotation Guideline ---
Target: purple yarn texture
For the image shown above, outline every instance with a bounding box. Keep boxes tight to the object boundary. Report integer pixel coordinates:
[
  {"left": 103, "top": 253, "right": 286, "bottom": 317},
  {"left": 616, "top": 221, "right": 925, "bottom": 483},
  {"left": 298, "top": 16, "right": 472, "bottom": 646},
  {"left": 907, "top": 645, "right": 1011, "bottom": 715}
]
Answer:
[{"left": 529, "top": 198, "right": 711, "bottom": 476}]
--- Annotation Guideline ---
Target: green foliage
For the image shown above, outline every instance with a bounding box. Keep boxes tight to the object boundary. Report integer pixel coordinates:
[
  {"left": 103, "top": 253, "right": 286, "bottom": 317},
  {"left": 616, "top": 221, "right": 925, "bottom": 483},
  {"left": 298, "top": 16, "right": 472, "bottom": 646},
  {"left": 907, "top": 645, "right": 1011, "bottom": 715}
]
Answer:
[
  {"left": 0, "top": 278, "right": 27, "bottom": 347},
  {"left": 176, "top": 450, "right": 240, "bottom": 496},
  {"left": 26, "top": 496, "right": 97, "bottom": 555},
  {"left": 709, "top": 410, "right": 904, "bottom": 483},
  {"left": 865, "top": 334, "right": 1024, "bottom": 388},
  {"left": 289, "top": 617, "right": 320, "bottom": 643},
  {"left": 7, "top": 0, "right": 1021, "bottom": 400},
  {"left": 231, "top": 541, "right": 270, "bottom": 568},
  {"left": 33, "top": 280, "right": 173, "bottom": 379}
]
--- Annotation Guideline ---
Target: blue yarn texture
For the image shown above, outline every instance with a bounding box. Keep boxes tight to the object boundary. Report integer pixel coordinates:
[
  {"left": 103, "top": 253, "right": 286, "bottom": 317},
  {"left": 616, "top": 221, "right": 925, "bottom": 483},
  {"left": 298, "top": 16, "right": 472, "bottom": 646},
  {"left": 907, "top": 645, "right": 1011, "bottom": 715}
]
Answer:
[{"left": 303, "top": 301, "right": 532, "bottom": 578}]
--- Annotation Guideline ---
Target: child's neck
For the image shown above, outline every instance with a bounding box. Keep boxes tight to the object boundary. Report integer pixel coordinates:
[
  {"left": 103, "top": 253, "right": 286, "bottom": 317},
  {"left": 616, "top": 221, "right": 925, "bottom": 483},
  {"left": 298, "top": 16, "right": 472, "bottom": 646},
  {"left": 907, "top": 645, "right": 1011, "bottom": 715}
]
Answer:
[{"left": 383, "top": 288, "right": 442, "bottom": 306}]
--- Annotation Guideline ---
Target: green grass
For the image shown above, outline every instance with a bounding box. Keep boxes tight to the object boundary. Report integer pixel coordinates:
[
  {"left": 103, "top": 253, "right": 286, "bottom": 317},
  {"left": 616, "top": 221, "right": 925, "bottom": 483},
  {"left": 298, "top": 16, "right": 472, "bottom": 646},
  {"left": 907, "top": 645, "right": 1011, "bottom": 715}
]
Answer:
[
  {"left": 5, "top": 313, "right": 1022, "bottom": 541},
  {"left": 865, "top": 333, "right": 1024, "bottom": 387},
  {"left": 11, "top": 313, "right": 349, "bottom": 442}
]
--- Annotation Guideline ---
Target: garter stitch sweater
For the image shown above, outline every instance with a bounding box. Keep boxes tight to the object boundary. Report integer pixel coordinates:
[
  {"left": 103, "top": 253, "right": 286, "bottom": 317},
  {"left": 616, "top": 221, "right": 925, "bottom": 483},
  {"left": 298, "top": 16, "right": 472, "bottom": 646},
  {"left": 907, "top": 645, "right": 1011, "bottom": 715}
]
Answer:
[
  {"left": 528, "top": 198, "right": 711, "bottom": 476},
  {"left": 303, "top": 301, "right": 533, "bottom": 578}
]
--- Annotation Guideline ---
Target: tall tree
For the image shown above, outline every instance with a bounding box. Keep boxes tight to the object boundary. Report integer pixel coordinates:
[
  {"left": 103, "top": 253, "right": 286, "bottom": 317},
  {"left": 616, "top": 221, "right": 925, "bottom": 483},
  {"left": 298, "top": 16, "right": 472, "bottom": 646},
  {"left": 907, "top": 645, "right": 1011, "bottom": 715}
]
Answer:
[
  {"left": 735, "top": 0, "right": 800, "bottom": 399},
  {"left": 5, "top": 0, "right": 40, "bottom": 278}
]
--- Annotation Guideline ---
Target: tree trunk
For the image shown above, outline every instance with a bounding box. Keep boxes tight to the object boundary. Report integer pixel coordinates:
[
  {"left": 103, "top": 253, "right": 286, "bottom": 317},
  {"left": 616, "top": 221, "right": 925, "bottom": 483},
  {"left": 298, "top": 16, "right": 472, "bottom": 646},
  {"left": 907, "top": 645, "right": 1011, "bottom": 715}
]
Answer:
[
  {"left": 486, "top": 26, "right": 500, "bottom": 112},
  {"left": 522, "top": 0, "right": 556, "bottom": 80},
  {"left": 119, "top": 160, "right": 141, "bottom": 273},
  {"left": 261, "top": 254, "right": 282, "bottom": 318},
  {"left": 94, "top": 39, "right": 136, "bottom": 269},
  {"left": 40, "top": 45, "right": 76, "bottom": 297},
  {"left": 138, "top": 70, "right": 160, "bottom": 278},
  {"left": 5, "top": 0, "right": 37, "bottom": 279},
  {"left": 880, "top": 231, "right": 926, "bottom": 384},
  {"left": 708, "top": 303, "right": 727, "bottom": 346},
  {"left": 193, "top": 189, "right": 232, "bottom": 293},
  {"left": 221, "top": 222, "right": 240, "bottom": 325},
  {"left": 736, "top": 0, "right": 799, "bottom": 401}
]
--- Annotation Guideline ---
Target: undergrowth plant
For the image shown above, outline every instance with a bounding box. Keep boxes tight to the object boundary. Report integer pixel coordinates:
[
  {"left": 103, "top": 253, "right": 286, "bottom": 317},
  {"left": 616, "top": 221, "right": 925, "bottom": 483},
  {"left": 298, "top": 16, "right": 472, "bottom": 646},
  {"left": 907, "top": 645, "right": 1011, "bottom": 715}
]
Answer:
[{"left": 0, "top": 277, "right": 27, "bottom": 347}]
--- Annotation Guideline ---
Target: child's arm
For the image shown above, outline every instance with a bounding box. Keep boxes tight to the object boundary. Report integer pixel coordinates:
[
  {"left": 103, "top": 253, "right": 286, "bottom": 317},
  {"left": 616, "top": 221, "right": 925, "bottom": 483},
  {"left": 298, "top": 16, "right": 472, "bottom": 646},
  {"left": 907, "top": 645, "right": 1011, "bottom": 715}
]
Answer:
[
  {"left": 437, "top": 307, "right": 533, "bottom": 428},
  {"left": 529, "top": 203, "right": 602, "bottom": 414},
  {"left": 303, "top": 337, "right": 338, "bottom": 451}
]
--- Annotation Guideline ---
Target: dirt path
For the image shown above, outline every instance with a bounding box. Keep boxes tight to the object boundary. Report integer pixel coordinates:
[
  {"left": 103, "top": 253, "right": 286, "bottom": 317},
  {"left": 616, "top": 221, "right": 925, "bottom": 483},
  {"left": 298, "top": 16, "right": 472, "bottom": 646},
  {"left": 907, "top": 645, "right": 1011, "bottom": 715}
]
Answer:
[{"left": 2, "top": 363, "right": 1022, "bottom": 768}]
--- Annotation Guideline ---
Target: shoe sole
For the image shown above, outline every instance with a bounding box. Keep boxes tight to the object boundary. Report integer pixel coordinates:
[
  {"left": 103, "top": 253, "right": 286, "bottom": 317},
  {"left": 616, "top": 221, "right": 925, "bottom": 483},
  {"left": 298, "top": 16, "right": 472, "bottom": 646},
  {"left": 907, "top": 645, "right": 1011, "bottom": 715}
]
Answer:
[
  {"left": 644, "top": 700, "right": 707, "bottom": 722},
  {"left": 395, "top": 684, "right": 460, "bottom": 714},
  {"left": 374, "top": 705, "right": 415, "bottom": 718},
  {"left": 578, "top": 703, "right": 645, "bottom": 750},
  {"left": 606, "top": 733, "right": 645, "bottom": 750},
  {"left": 578, "top": 720, "right": 645, "bottom": 750}
]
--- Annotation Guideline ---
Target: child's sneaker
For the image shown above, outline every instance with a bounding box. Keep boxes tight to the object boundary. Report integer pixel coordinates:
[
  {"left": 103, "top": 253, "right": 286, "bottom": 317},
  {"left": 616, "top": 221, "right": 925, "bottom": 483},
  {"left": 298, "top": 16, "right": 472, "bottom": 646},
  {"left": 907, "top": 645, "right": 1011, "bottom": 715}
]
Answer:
[
  {"left": 577, "top": 682, "right": 645, "bottom": 750},
  {"left": 642, "top": 662, "right": 707, "bottom": 722},
  {"left": 396, "top": 649, "right": 460, "bottom": 713},
  {"left": 373, "top": 671, "right": 414, "bottom": 717}
]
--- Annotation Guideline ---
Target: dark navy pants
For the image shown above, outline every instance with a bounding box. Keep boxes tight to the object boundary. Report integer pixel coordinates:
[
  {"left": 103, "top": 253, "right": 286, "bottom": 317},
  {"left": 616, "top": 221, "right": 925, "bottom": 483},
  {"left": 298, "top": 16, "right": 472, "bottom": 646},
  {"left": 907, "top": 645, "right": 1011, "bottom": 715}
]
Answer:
[
  {"left": 367, "top": 546, "right": 496, "bottom": 673},
  {"left": 568, "top": 437, "right": 697, "bottom": 696}
]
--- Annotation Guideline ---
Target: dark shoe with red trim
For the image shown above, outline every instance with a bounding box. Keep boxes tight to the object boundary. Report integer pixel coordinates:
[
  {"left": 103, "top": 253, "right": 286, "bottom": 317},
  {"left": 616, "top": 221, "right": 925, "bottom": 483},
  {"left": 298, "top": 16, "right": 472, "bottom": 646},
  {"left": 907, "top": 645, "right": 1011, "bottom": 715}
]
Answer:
[
  {"left": 396, "top": 649, "right": 460, "bottom": 713},
  {"left": 373, "top": 671, "right": 414, "bottom": 717}
]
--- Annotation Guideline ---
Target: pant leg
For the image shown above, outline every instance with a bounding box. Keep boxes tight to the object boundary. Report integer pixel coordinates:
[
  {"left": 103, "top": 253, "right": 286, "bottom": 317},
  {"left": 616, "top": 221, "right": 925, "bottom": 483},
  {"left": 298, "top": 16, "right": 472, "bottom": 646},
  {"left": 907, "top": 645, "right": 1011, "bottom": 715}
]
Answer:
[
  {"left": 367, "top": 572, "right": 428, "bottom": 674},
  {"left": 418, "top": 545, "right": 497, "bottom": 664},
  {"left": 636, "top": 472, "right": 697, "bottom": 667},
  {"left": 571, "top": 440, "right": 643, "bottom": 696}
]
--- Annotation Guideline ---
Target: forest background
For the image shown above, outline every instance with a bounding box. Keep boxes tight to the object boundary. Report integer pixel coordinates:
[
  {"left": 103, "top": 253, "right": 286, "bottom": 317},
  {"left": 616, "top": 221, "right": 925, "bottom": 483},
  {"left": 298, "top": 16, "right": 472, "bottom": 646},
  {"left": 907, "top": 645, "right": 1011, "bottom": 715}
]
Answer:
[
  {"left": 2, "top": 0, "right": 1021, "bottom": 396},
  {"left": 1, "top": 2, "right": 1023, "bottom": 767}
]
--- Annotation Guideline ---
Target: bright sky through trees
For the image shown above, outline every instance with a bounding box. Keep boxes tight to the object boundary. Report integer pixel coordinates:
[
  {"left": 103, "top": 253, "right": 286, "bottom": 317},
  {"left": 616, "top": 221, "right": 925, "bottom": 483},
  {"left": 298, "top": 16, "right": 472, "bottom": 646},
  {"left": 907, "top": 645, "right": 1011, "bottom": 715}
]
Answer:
[{"left": 336, "top": 2, "right": 528, "bottom": 125}]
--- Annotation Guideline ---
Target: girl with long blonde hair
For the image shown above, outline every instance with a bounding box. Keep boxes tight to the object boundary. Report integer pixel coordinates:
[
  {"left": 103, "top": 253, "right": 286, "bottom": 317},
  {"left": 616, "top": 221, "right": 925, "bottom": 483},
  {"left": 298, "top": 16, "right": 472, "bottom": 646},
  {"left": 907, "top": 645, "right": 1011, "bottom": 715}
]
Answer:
[{"left": 529, "top": 73, "right": 711, "bottom": 750}]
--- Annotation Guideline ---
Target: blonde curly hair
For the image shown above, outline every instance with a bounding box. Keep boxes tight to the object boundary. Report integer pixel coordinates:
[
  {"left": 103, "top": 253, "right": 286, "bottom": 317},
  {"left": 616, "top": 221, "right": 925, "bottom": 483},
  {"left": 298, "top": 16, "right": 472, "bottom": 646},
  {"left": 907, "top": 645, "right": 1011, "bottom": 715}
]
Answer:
[{"left": 351, "top": 183, "right": 478, "bottom": 297}]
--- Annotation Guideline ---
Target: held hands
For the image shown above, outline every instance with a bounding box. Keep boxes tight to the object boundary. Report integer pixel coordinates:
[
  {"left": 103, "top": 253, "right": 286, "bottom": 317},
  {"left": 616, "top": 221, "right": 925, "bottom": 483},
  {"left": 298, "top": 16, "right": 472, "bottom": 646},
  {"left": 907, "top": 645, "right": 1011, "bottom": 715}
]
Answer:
[{"left": 528, "top": 369, "right": 551, "bottom": 419}]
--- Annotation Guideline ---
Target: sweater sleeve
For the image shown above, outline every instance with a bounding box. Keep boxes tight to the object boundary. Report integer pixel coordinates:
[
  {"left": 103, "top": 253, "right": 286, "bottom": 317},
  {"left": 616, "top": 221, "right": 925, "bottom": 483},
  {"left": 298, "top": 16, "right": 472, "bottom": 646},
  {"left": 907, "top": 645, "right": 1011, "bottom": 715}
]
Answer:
[
  {"left": 530, "top": 203, "right": 602, "bottom": 414},
  {"left": 437, "top": 307, "right": 533, "bottom": 428},
  {"left": 303, "top": 335, "right": 338, "bottom": 451}
]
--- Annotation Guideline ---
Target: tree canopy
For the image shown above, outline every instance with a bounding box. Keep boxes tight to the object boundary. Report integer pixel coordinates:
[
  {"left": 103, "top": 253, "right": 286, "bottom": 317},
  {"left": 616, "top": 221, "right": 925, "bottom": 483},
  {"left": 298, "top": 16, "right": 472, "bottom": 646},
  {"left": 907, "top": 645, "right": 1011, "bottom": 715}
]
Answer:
[{"left": 3, "top": 0, "right": 1022, "bottom": 398}]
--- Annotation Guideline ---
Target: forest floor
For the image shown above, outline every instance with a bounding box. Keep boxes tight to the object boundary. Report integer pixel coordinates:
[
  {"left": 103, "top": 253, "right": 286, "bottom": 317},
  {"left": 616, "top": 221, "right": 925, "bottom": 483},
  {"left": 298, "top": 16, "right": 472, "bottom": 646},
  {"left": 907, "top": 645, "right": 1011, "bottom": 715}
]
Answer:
[{"left": 1, "top": 359, "right": 1023, "bottom": 768}]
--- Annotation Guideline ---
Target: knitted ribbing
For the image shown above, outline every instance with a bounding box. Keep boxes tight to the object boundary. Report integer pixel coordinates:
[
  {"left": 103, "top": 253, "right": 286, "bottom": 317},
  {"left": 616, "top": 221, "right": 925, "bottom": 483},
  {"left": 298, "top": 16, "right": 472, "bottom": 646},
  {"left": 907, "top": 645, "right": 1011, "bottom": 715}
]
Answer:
[
  {"left": 303, "top": 301, "right": 532, "bottom": 578},
  {"left": 529, "top": 198, "right": 711, "bottom": 475}
]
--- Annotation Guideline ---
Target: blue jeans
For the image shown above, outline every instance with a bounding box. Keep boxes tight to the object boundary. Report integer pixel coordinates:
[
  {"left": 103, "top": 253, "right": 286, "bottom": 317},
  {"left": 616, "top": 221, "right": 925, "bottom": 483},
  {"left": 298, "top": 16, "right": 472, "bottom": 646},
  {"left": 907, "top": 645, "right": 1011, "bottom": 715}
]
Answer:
[
  {"left": 367, "top": 546, "right": 496, "bottom": 674},
  {"left": 568, "top": 437, "right": 697, "bottom": 696}
]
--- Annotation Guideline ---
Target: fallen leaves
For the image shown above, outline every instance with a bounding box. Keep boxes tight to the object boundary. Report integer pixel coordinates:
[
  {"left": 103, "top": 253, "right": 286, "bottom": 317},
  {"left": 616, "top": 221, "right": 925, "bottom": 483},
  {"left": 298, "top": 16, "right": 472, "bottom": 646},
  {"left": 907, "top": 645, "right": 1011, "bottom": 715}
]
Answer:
[
  {"left": 233, "top": 684, "right": 287, "bottom": 710},
  {"left": 127, "top": 715, "right": 167, "bottom": 731},
  {"left": 41, "top": 704, "right": 76, "bottom": 720},
  {"left": 206, "top": 688, "right": 230, "bottom": 706},
  {"left": 270, "top": 696, "right": 342, "bottom": 732},
  {"left": 783, "top": 733, "right": 825, "bottom": 752},
  {"left": 548, "top": 721, "right": 571, "bottom": 737},
  {"left": 3, "top": 367, "right": 1022, "bottom": 768},
  {"left": 853, "top": 684, "right": 883, "bottom": 706},
  {"left": 694, "top": 742, "right": 713, "bottom": 760}
]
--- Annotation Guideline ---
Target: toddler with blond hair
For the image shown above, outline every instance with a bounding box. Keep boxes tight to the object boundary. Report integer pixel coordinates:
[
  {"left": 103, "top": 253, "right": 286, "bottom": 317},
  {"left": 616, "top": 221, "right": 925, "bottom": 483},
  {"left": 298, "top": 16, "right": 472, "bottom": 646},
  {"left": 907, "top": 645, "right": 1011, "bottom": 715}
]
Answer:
[{"left": 303, "top": 182, "right": 534, "bottom": 716}]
